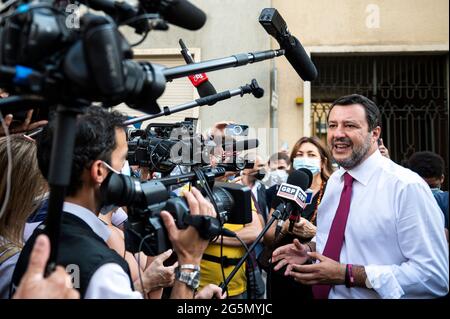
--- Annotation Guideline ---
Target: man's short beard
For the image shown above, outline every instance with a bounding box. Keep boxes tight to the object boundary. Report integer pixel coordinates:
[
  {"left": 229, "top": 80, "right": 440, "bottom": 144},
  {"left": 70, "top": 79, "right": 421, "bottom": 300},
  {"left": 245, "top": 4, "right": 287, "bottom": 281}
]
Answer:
[{"left": 333, "top": 134, "right": 372, "bottom": 170}]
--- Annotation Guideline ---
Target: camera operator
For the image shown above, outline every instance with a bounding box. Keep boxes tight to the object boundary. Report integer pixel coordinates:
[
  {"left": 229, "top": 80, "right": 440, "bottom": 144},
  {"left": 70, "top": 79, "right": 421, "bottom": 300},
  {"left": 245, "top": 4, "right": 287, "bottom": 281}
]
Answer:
[
  {"left": 199, "top": 122, "right": 263, "bottom": 299},
  {"left": 11, "top": 107, "right": 214, "bottom": 299}
]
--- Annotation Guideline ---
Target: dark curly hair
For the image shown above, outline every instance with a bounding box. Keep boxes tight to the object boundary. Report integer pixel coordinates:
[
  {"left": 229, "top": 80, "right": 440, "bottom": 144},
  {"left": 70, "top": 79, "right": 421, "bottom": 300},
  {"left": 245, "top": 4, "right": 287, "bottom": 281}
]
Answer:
[
  {"left": 37, "top": 107, "right": 127, "bottom": 196},
  {"left": 407, "top": 151, "right": 445, "bottom": 179}
]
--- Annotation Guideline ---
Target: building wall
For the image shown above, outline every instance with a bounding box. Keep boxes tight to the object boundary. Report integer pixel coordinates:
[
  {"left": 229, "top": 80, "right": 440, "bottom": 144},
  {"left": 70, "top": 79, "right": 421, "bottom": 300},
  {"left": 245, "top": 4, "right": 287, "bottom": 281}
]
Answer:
[
  {"left": 271, "top": 0, "right": 449, "bottom": 151},
  {"left": 122, "top": 0, "right": 272, "bottom": 138}
]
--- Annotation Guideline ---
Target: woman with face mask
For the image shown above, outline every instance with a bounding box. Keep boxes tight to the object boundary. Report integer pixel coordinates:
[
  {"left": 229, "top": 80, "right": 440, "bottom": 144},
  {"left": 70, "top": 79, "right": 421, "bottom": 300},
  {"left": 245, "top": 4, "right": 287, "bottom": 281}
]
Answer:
[{"left": 262, "top": 136, "right": 334, "bottom": 300}]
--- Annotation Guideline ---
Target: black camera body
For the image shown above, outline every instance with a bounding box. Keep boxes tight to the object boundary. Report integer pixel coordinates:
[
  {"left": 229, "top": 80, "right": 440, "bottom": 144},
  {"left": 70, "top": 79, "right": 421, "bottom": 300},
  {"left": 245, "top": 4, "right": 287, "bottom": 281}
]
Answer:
[
  {"left": 101, "top": 171, "right": 252, "bottom": 255},
  {"left": 146, "top": 118, "right": 198, "bottom": 139},
  {"left": 127, "top": 118, "right": 214, "bottom": 173},
  {"left": 0, "top": 1, "right": 165, "bottom": 114}
]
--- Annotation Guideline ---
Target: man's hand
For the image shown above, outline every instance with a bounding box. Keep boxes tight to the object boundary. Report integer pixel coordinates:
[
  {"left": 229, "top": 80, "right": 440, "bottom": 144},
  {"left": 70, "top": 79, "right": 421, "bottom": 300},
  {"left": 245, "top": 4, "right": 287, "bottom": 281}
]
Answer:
[
  {"left": 195, "top": 284, "right": 227, "bottom": 299},
  {"left": 209, "top": 121, "right": 235, "bottom": 138},
  {"left": 272, "top": 238, "right": 310, "bottom": 271},
  {"left": 378, "top": 138, "right": 390, "bottom": 159},
  {"left": 285, "top": 251, "right": 346, "bottom": 285},
  {"left": 160, "top": 187, "right": 215, "bottom": 265},
  {"left": 291, "top": 217, "right": 317, "bottom": 239},
  {"left": 135, "top": 249, "right": 177, "bottom": 293},
  {"left": 0, "top": 110, "right": 48, "bottom": 137},
  {"left": 13, "top": 234, "right": 80, "bottom": 299}
]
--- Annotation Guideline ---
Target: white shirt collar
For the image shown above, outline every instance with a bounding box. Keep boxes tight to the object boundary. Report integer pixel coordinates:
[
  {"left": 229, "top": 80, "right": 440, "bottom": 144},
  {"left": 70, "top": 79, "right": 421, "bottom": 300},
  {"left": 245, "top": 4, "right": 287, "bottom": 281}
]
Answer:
[
  {"left": 63, "top": 202, "right": 111, "bottom": 242},
  {"left": 336, "top": 149, "right": 383, "bottom": 186}
]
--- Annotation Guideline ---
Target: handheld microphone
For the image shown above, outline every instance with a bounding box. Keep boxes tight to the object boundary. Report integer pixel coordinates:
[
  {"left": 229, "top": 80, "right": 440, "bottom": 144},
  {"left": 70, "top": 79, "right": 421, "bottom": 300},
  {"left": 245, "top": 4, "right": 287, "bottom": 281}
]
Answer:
[
  {"left": 179, "top": 39, "right": 217, "bottom": 100},
  {"left": 140, "top": 0, "right": 207, "bottom": 30},
  {"left": 259, "top": 8, "right": 318, "bottom": 81},
  {"left": 275, "top": 168, "right": 312, "bottom": 232}
]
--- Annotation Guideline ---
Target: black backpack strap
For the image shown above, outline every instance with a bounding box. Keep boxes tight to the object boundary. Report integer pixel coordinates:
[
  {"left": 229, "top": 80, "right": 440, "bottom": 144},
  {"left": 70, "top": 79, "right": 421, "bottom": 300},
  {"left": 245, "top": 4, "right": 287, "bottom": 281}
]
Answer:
[{"left": 202, "top": 253, "right": 241, "bottom": 268}]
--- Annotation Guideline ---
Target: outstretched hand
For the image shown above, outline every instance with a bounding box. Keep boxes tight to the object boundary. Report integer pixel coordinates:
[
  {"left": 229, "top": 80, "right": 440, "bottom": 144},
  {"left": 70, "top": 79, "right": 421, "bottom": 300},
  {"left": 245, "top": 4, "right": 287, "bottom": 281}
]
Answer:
[
  {"left": 272, "top": 238, "right": 310, "bottom": 274},
  {"left": 0, "top": 110, "right": 48, "bottom": 137}
]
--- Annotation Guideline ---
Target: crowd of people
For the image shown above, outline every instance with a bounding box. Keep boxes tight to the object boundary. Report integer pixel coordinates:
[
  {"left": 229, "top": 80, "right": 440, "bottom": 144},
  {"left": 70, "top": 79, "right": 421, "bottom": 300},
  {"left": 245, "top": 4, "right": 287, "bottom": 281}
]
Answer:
[{"left": 0, "top": 93, "right": 448, "bottom": 299}]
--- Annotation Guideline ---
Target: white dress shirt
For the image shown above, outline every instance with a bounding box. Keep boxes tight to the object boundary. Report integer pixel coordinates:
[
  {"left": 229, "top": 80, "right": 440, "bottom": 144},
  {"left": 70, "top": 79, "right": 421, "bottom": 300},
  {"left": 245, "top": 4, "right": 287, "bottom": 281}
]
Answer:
[
  {"left": 63, "top": 202, "right": 142, "bottom": 299},
  {"left": 315, "top": 150, "right": 449, "bottom": 299},
  {"left": 111, "top": 207, "right": 128, "bottom": 228}
]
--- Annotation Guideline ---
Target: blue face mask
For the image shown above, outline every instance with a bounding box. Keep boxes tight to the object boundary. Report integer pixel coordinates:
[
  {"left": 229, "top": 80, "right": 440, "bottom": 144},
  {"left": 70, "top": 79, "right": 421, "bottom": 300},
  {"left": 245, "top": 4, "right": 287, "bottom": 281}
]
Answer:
[
  {"left": 293, "top": 157, "right": 321, "bottom": 176},
  {"left": 430, "top": 187, "right": 441, "bottom": 195}
]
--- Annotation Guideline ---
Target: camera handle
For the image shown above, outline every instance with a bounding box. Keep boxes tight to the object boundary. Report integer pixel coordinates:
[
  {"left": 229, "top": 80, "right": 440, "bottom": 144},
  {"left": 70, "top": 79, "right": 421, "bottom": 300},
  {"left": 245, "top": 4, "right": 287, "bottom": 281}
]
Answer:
[
  {"left": 218, "top": 203, "right": 289, "bottom": 295},
  {"left": 43, "top": 104, "right": 87, "bottom": 276},
  {"left": 162, "top": 49, "right": 285, "bottom": 81}
]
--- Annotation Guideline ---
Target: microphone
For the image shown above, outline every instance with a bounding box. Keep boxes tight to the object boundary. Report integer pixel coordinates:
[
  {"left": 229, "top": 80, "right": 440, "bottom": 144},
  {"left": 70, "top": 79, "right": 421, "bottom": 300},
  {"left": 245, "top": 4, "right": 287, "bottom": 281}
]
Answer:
[
  {"left": 259, "top": 8, "right": 318, "bottom": 81},
  {"left": 275, "top": 168, "right": 312, "bottom": 232},
  {"left": 179, "top": 39, "right": 217, "bottom": 99},
  {"left": 284, "top": 37, "right": 318, "bottom": 82},
  {"left": 140, "top": 0, "right": 207, "bottom": 30}
]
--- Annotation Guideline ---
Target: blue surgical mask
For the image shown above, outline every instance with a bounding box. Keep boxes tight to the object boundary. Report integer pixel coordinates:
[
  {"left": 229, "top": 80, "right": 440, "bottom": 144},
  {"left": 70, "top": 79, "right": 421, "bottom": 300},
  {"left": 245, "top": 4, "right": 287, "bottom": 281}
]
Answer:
[
  {"left": 430, "top": 187, "right": 441, "bottom": 195},
  {"left": 293, "top": 157, "right": 321, "bottom": 176}
]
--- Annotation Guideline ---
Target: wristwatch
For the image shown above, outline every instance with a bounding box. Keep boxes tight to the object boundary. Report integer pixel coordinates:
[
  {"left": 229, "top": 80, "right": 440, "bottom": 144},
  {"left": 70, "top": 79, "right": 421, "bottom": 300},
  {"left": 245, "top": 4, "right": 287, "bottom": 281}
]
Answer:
[{"left": 175, "top": 265, "right": 200, "bottom": 290}]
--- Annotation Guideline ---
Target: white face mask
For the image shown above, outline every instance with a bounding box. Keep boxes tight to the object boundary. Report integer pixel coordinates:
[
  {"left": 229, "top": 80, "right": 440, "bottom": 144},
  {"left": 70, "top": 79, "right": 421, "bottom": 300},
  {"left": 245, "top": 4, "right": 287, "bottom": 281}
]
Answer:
[
  {"left": 261, "top": 169, "right": 288, "bottom": 187},
  {"left": 102, "top": 160, "right": 131, "bottom": 176},
  {"left": 121, "top": 160, "right": 131, "bottom": 176},
  {"left": 293, "top": 157, "right": 321, "bottom": 175}
]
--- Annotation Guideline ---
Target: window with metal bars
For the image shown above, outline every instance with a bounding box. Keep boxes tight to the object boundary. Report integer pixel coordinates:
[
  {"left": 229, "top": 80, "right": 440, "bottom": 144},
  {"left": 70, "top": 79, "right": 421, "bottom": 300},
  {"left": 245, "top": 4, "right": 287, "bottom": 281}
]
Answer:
[{"left": 311, "top": 54, "right": 448, "bottom": 190}]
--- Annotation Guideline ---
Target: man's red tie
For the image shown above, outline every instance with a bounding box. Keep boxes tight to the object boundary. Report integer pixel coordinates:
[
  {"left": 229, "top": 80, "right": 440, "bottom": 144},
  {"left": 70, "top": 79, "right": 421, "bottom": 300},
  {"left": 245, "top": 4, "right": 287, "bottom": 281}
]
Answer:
[{"left": 312, "top": 172, "right": 354, "bottom": 299}]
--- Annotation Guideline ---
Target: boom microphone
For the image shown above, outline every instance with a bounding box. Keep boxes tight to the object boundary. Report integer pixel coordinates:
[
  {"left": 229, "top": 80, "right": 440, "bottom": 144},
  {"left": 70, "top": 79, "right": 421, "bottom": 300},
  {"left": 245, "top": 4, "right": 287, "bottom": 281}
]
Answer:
[
  {"left": 259, "top": 8, "right": 318, "bottom": 81},
  {"left": 179, "top": 39, "right": 217, "bottom": 99},
  {"left": 284, "top": 36, "right": 318, "bottom": 82},
  {"left": 140, "top": 0, "right": 207, "bottom": 30}
]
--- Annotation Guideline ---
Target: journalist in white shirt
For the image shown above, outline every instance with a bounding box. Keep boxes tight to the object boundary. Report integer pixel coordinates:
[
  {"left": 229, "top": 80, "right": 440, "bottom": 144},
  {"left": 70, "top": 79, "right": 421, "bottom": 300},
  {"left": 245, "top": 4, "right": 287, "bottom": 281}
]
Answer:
[{"left": 272, "top": 94, "right": 449, "bottom": 299}]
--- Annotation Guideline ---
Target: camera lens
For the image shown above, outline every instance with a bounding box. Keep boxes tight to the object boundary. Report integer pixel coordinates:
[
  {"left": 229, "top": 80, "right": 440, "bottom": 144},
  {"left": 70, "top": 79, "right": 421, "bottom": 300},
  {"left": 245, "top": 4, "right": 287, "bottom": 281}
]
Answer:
[{"left": 233, "top": 125, "right": 243, "bottom": 135}]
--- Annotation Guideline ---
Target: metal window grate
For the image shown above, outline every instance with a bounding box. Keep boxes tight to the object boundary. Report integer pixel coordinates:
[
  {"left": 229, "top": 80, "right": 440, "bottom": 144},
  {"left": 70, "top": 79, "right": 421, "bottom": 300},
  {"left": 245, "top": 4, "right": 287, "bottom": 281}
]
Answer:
[{"left": 311, "top": 54, "right": 448, "bottom": 189}]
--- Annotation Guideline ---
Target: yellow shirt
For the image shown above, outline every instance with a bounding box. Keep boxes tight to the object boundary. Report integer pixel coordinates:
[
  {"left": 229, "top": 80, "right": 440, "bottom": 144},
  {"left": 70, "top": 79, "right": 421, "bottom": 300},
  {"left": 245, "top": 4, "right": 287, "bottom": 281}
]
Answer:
[
  {"left": 199, "top": 223, "right": 246, "bottom": 297},
  {"left": 179, "top": 182, "right": 257, "bottom": 297}
]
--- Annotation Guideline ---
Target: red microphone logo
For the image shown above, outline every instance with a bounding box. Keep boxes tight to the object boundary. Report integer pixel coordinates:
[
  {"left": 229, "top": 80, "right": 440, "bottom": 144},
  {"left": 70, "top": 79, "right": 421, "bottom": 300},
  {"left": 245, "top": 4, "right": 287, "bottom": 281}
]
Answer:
[{"left": 188, "top": 73, "right": 208, "bottom": 87}]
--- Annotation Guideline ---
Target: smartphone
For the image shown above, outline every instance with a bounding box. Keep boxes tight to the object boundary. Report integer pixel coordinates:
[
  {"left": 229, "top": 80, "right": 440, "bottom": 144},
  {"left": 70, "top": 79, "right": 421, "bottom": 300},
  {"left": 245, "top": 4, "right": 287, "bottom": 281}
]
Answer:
[
  {"left": 377, "top": 138, "right": 382, "bottom": 146},
  {"left": 224, "top": 124, "right": 249, "bottom": 136}
]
